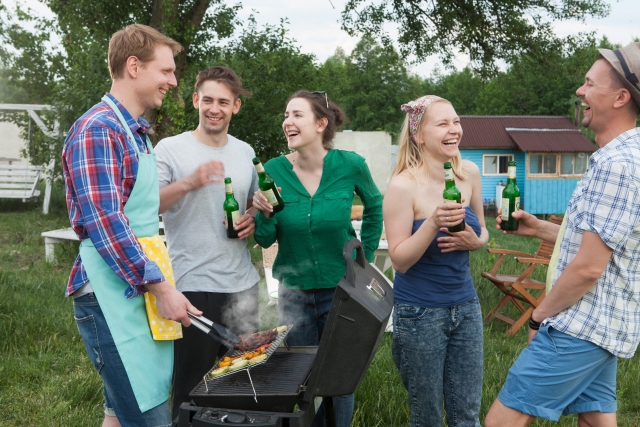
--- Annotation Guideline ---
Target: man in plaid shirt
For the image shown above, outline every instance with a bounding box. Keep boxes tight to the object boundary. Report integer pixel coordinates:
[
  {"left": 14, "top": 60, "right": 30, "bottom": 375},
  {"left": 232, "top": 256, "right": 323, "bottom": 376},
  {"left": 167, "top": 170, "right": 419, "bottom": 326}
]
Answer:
[
  {"left": 62, "top": 25, "right": 200, "bottom": 427},
  {"left": 486, "top": 42, "right": 640, "bottom": 427}
]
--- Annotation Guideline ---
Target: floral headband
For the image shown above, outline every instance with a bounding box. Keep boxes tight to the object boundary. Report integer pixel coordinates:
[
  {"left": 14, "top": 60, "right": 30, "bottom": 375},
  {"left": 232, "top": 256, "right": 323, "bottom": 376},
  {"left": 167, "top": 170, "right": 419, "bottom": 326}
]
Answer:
[{"left": 401, "top": 95, "right": 442, "bottom": 141}]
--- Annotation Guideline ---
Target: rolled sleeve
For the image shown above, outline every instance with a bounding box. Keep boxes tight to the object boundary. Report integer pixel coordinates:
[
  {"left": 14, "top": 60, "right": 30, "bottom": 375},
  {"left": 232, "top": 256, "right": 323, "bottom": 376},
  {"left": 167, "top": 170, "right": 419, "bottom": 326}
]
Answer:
[
  {"left": 575, "top": 161, "right": 637, "bottom": 252},
  {"left": 354, "top": 158, "right": 383, "bottom": 262},
  {"left": 255, "top": 211, "right": 278, "bottom": 248},
  {"left": 66, "top": 127, "right": 164, "bottom": 292}
]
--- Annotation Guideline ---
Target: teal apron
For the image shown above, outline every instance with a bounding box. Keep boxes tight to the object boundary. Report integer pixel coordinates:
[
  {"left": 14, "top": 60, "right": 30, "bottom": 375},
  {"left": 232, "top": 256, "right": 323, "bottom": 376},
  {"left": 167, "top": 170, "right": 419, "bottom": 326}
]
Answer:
[{"left": 78, "top": 95, "right": 172, "bottom": 412}]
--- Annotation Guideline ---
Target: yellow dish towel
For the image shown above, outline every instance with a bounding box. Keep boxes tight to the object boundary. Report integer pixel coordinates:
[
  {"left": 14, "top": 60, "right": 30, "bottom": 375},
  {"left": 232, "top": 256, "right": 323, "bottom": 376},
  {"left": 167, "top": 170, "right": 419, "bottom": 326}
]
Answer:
[{"left": 138, "top": 235, "right": 183, "bottom": 341}]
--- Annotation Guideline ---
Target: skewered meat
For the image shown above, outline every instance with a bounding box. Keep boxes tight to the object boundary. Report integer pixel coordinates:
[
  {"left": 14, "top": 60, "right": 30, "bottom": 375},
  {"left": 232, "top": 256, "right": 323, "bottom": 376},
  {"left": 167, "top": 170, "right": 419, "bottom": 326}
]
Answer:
[{"left": 234, "top": 329, "right": 278, "bottom": 352}]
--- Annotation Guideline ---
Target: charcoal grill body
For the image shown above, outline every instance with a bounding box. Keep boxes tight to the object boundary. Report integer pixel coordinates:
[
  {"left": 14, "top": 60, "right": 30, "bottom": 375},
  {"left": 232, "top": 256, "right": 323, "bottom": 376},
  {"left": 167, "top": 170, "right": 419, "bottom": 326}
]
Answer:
[{"left": 175, "top": 239, "right": 393, "bottom": 427}]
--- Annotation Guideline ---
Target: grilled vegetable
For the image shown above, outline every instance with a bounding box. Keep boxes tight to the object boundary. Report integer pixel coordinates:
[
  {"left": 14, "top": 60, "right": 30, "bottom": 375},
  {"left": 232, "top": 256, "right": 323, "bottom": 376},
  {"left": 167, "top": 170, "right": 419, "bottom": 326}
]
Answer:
[
  {"left": 248, "top": 354, "right": 267, "bottom": 365},
  {"left": 229, "top": 358, "right": 249, "bottom": 371},
  {"left": 276, "top": 325, "right": 288, "bottom": 334},
  {"left": 211, "top": 366, "right": 229, "bottom": 377}
]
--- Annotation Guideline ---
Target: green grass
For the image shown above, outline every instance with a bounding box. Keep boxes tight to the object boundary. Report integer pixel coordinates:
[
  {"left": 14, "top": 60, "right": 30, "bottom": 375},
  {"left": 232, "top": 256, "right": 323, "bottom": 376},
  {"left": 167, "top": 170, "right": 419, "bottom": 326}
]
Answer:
[{"left": 1, "top": 188, "right": 639, "bottom": 426}]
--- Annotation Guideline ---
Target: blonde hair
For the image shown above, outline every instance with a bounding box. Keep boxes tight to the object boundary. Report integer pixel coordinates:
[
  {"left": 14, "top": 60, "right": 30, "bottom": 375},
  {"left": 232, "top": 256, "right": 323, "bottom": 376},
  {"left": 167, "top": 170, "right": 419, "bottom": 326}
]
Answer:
[
  {"left": 108, "top": 24, "right": 183, "bottom": 80},
  {"left": 392, "top": 98, "right": 467, "bottom": 182}
]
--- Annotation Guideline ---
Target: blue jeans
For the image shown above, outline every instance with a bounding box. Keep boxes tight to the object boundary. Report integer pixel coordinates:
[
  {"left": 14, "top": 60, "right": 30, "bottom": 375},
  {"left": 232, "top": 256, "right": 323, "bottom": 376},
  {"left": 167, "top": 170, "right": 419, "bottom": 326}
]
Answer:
[
  {"left": 279, "top": 285, "right": 354, "bottom": 427},
  {"left": 73, "top": 293, "right": 171, "bottom": 427},
  {"left": 392, "top": 298, "right": 483, "bottom": 427}
]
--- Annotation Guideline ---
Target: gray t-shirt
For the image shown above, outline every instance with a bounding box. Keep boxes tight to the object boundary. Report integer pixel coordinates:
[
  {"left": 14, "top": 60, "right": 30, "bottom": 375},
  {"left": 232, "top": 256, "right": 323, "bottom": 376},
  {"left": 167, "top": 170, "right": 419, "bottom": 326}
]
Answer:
[{"left": 155, "top": 132, "right": 260, "bottom": 293}]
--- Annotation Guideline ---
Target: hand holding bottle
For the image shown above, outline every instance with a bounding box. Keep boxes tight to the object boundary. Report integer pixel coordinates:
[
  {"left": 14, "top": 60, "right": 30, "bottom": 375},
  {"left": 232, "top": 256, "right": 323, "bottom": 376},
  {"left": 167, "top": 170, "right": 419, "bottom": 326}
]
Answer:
[
  {"left": 496, "top": 208, "right": 539, "bottom": 237},
  {"left": 437, "top": 223, "right": 484, "bottom": 252},
  {"left": 253, "top": 187, "right": 282, "bottom": 218},
  {"left": 430, "top": 201, "right": 466, "bottom": 229}
]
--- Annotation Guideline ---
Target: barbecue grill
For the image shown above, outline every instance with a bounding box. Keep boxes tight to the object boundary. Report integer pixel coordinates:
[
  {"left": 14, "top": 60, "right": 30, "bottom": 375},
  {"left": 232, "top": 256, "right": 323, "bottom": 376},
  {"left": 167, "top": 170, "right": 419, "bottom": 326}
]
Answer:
[{"left": 174, "top": 239, "right": 394, "bottom": 427}]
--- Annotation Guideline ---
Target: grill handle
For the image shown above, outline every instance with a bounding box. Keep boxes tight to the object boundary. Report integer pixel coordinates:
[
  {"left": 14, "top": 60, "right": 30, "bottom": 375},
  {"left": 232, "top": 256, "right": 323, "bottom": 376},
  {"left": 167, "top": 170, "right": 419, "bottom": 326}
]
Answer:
[{"left": 342, "top": 238, "right": 367, "bottom": 287}]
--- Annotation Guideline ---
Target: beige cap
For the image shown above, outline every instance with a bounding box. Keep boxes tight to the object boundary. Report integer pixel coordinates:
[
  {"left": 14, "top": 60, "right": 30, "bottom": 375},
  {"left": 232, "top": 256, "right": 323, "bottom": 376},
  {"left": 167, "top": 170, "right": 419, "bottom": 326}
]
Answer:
[{"left": 598, "top": 42, "right": 640, "bottom": 110}]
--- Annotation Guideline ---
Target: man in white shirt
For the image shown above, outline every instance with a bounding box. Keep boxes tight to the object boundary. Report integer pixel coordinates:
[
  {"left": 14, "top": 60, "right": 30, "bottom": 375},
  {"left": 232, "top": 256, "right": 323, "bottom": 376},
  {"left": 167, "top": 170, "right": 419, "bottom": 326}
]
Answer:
[{"left": 155, "top": 66, "right": 260, "bottom": 418}]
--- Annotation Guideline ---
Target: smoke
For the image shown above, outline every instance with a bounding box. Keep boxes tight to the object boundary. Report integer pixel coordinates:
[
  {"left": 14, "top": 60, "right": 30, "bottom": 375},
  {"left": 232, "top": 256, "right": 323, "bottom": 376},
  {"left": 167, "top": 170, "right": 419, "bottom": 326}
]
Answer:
[{"left": 221, "top": 287, "right": 259, "bottom": 335}]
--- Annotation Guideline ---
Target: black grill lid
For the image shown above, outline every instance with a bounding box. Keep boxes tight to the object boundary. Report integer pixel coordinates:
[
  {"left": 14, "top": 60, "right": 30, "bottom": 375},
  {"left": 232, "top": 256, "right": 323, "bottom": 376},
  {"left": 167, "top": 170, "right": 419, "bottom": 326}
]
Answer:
[{"left": 303, "top": 239, "right": 394, "bottom": 400}]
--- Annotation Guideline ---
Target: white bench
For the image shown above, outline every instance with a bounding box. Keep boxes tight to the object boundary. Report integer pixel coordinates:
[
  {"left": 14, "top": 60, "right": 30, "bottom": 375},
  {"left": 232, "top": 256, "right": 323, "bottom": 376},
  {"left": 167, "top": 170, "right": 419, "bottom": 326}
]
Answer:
[
  {"left": 0, "top": 164, "right": 42, "bottom": 201},
  {"left": 42, "top": 218, "right": 166, "bottom": 263}
]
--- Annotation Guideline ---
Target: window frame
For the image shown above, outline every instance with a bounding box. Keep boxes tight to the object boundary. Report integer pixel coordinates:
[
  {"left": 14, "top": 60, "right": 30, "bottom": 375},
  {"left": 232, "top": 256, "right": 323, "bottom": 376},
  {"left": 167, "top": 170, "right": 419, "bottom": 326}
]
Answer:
[
  {"left": 482, "top": 154, "right": 514, "bottom": 176},
  {"left": 527, "top": 152, "right": 590, "bottom": 179}
]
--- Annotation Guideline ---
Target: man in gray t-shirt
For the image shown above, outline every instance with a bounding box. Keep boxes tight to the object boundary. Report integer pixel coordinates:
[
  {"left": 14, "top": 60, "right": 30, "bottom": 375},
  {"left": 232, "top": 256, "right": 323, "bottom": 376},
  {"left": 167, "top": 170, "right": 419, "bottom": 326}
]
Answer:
[{"left": 155, "top": 66, "right": 260, "bottom": 418}]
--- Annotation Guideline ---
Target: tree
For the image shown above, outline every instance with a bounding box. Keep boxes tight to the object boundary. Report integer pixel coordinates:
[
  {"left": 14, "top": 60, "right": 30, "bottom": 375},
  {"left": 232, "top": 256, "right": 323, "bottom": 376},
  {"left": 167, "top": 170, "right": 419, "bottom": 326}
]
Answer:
[
  {"left": 207, "top": 17, "right": 319, "bottom": 161},
  {"left": 0, "top": 0, "right": 239, "bottom": 170},
  {"left": 341, "top": 0, "right": 610, "bottom": 76},
  {"left": 318, "top": 36, "right": 425, "bottom": 138}
]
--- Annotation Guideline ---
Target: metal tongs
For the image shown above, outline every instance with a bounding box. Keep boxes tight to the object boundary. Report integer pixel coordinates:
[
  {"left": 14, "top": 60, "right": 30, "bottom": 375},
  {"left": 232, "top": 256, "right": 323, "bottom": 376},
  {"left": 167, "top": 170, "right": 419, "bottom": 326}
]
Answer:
[{"left": 188, "top": 312, "right": 242, "bottom": 349}]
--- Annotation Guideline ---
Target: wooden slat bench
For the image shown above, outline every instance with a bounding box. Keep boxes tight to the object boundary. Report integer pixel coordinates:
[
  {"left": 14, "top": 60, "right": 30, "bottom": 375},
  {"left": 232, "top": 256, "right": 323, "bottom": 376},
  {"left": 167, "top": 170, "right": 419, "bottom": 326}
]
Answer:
[
  {"left": 42, "top": 217, "right": 166, "bottom": 263},
  {"left": 0, "top": 164, "right": 42, "bottom": 201}
]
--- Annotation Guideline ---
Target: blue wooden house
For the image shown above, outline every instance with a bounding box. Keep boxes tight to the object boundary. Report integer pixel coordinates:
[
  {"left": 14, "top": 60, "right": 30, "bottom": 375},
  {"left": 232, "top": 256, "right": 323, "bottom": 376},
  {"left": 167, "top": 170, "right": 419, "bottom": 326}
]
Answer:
[{"left": 459, "top": 116, "right": 597, "bottom": 215}]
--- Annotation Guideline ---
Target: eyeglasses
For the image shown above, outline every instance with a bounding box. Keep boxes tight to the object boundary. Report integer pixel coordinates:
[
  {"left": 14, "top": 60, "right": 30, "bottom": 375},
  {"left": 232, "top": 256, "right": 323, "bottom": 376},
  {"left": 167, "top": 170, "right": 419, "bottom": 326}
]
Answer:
[{"left": 311, "top": 91, "right": 329, "bottom": 108}]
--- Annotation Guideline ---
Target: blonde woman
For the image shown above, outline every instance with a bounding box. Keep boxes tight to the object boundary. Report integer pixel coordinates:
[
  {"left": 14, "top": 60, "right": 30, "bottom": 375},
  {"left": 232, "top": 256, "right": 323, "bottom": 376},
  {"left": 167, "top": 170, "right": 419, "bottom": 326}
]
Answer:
[{"left": 384, "top": 95, "right": 488, "bottom": 427}]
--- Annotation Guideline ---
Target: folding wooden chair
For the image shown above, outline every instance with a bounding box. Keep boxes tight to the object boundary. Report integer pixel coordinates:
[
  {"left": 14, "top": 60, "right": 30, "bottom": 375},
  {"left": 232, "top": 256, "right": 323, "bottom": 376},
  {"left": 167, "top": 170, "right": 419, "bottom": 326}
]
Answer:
[{"left": 482, "top": 215, "right": 563, "bottom": 336}]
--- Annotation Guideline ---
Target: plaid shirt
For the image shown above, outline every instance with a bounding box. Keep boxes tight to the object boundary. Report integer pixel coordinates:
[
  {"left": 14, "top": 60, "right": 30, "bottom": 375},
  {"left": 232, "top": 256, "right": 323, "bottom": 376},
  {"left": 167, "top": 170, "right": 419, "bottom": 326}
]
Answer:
[
  {"left": 62, "top": 93, "right": 164, "bottom": 298},
  {"left": 548, "top": 128, "right": 640, "bottom": 358}
]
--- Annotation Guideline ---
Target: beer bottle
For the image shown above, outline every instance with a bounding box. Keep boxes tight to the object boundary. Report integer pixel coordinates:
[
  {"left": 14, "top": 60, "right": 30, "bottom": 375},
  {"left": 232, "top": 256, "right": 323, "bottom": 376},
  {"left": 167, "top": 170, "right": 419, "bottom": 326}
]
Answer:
[
  {"left": 443, "top": 162, "right": 465, "bottom": 232},
  {"left": 223, "top": 177, "right": 240, "bottom": 239},
  {"left": 501, "top": 160, "right": 520, "bottom": 231},
  {"left": 252, "top": 157, "right": 284, "bottom": 213}
]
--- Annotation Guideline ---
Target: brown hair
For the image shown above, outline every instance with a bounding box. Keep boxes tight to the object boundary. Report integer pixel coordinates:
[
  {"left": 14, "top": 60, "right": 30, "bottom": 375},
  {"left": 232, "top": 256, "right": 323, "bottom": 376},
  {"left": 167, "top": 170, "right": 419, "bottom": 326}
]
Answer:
[
  {"left": 194, "top": 66, "right": 252, "bottom": 99},
  {"left": 108, "top": 24, "right": 183, "bottom": 80},
  {"left": 286, "top": 90, "right": 346, "bottom": 149}
]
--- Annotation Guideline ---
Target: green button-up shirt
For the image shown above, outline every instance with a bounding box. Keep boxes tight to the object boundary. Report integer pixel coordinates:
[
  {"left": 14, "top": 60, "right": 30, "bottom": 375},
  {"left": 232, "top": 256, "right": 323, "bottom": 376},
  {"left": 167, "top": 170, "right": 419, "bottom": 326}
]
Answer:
[{"left": 254, "top": 149, "right": 383, "bottom": 291}]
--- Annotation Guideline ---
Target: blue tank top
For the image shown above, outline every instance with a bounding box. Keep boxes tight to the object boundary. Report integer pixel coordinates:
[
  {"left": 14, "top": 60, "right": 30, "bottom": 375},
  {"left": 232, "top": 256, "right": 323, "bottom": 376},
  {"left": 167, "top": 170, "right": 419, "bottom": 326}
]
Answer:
[{"left": 394, "top": 206, "right": 481, "bottom": 308}]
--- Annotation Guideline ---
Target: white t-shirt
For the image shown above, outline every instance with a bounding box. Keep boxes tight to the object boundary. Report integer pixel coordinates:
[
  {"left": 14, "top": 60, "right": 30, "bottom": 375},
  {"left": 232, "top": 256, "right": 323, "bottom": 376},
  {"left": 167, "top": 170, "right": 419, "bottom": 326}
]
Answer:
[{"left": 155, "top": 132, "right": 259, "bottom": 293}]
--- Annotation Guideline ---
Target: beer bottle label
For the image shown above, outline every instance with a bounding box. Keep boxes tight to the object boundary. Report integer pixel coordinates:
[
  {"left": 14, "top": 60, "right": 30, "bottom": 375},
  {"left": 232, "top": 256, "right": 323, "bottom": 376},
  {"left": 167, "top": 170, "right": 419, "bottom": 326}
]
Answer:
[
  {"left": 263, "top": 189, "right": 279, "bottom": 206},
  {"left": 444, "top": 199, "right": 458, "bottom": 204},
  {"left": 501, "top": 197, "right": 520, "bottom": 220},
  {"left": 507, "top": 165, "right": 516, "bottom": 179},
  {"left": 255, "top": 163, "right": 265, "bottom": 173},
  {"left": 226, "top": 210, "right": 240, "bottom": 230},
  {"left": 444, "top": 168, "right": 454, "bottom": 180},
  {"left": 225, "top": 182, "right": 233, "bottom": 193}
]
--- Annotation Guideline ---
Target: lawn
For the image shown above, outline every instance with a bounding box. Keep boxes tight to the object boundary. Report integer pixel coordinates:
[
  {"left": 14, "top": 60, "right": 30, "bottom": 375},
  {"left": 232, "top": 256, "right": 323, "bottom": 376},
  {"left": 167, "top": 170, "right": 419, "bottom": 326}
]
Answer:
[{"left": 1, "top": 187, "right": 639, "bottom": 426}]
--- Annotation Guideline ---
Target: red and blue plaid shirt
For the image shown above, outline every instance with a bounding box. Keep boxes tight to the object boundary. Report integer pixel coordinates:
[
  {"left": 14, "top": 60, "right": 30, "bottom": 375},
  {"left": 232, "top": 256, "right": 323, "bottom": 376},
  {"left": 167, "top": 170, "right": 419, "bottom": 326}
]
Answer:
[{"left": 62, "top": 93, "right": 164, "bottom": 298}]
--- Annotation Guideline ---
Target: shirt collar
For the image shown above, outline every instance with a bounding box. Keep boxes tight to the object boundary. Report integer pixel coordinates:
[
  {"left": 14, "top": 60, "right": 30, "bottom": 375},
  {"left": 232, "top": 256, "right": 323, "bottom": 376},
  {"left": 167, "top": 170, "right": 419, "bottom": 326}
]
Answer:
[
  {"left": 104, "top": 93, "right": 150, "bottom": 135},
  {"left": 590, "top": 127, "right": 640, "bottom": 164}
]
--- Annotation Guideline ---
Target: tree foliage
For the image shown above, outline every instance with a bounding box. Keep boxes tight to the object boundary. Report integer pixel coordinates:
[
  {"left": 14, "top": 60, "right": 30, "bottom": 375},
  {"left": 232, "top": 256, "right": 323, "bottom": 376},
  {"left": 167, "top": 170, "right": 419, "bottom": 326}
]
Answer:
[{"left": 341, "top": 0, "right": 610, "bottom": 76}]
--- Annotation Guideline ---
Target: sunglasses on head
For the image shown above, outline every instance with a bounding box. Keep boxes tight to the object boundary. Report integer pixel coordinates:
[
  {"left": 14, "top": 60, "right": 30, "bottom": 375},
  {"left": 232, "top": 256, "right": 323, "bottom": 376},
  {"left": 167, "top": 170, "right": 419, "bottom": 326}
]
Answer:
[{"left": 311, "top": 91, "right": 329, "bottom": 108}]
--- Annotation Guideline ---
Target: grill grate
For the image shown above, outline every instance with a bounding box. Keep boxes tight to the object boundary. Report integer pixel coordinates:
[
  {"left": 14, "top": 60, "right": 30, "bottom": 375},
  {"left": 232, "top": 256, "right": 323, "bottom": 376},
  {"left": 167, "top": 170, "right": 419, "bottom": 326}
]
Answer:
[
  {"left": 195, "top": 352, "right": 315, "bottom": 396},
  {"left": 189, "top": 350, "right": 317, "bottom": 413},
  {"left": 202, "top": 324, "right": 293, "bottom": 385}
]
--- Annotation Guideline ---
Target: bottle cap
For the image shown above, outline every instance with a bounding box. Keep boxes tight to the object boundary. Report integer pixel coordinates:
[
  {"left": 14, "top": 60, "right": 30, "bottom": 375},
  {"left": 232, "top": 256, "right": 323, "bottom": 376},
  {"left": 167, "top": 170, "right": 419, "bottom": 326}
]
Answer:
[
  {"left": 444, "top": 162, "right": 452, "bottom": 168},
  {"left": 224, "top": 177, "right": 231, "bottom": 184},
  {"left": 252, "top": 157, "right": 260, "bottom": 165}
]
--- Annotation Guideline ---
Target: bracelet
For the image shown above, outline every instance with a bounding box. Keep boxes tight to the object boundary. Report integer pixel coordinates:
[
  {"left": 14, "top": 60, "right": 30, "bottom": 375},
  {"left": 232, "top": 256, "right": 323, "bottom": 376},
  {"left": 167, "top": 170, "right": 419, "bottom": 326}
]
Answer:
[{"left": 528, "top": 317, "right": 542, "bottom": 331}]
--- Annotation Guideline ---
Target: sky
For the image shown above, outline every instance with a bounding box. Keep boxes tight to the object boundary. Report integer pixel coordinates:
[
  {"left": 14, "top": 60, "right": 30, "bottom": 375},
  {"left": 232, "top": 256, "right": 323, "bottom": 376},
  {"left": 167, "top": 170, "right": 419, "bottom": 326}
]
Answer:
[{"left": 19, "top": 0, "right": 640, "bottom": 77}]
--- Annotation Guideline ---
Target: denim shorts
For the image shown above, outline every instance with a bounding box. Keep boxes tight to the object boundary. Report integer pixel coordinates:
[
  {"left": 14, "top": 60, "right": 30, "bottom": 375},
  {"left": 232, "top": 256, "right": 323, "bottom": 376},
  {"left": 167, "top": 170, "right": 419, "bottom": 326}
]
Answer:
[
  {"left": 73, "top": 293, "right": 171, "bottom": 427},
  {"left": 498, "top": 325, "right": 617, "bottom": 421}
]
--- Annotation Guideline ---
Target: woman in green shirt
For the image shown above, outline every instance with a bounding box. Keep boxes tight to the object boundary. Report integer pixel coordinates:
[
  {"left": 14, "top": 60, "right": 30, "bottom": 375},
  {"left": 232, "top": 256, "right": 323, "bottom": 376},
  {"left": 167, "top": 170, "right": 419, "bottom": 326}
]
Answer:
[{"left": 253, "top": 90, "right": 383, "bottom": 427}]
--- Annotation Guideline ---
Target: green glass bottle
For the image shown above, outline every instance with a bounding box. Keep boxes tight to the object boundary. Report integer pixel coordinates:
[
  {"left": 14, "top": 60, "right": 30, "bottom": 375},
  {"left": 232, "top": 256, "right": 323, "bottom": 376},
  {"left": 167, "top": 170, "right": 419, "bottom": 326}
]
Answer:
[
  {"left": 252, "top": 157, "right": 284, "bottom": 213},
  {"left": 501, "top": 160, "right": 520, "bottom": 231},
  {"left": 223, "top": 177, "right": 240, "bottom": 239},
  {"left": 443, "top": 162, "right": 465, "bottom": 233}
]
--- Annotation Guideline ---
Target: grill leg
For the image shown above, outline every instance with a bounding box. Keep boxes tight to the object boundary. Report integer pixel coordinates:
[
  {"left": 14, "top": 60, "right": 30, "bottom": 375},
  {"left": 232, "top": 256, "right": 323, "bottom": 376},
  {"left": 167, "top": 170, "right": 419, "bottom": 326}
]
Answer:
[{"left": 324, "top": 397, "right": 336, "bottom": 427}]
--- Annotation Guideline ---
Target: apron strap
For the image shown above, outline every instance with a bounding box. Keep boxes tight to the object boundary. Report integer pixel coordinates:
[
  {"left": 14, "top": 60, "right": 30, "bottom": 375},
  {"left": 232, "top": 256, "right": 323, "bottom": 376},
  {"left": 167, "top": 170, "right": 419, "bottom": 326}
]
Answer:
[{"left": 102, "top": 95, "right": 153, "bottom": 155}]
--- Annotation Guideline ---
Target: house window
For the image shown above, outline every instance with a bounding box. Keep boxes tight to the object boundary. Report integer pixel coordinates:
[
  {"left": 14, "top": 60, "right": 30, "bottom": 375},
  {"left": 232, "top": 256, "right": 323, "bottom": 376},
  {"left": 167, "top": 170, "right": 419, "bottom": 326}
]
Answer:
[
  {"left": 483, "top": 154, "right": 514, "bottom": 175},
  {"left": 529, "top": 153, "right": 589, "bottom": 177}
]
